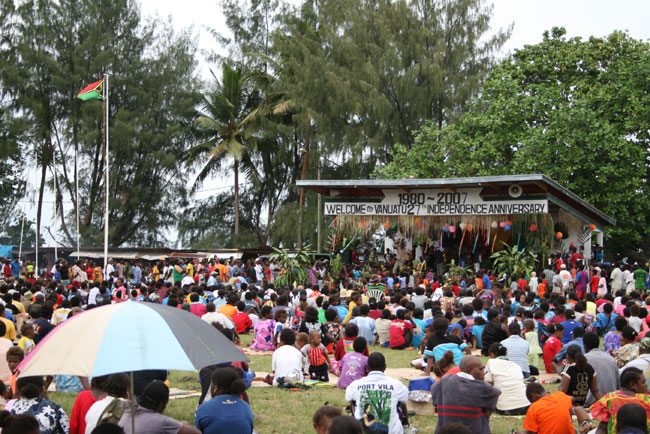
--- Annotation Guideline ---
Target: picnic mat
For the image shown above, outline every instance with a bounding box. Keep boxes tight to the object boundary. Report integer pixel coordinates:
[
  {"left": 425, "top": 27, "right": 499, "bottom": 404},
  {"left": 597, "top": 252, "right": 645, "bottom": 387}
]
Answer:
[
  {"left": 168, "top": 387, "right": 202, "bottom": 400},
  {"left": 242, "top": 347, "right": 273, "bottom": 356},
  {"left": 385, "top": 368, "right": 431, "bottom": 381}
]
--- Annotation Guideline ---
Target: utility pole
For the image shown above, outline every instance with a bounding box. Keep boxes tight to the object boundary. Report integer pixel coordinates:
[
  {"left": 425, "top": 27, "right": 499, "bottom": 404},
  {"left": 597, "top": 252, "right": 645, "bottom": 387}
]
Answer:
[
  {"left": 317, "top": 155, "right": 322, "bottom": 253},
  {"left": 297, "top": 129, "right": 309, "bottom": 249}
]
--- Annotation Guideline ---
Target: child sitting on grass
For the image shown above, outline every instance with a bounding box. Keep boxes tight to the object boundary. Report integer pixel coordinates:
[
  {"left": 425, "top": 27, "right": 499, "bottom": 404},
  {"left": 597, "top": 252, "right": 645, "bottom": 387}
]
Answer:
[
  {"left": 337, "top": 337, "right": 368, "bottom": 389},
  {"left": 411, "top": 324, "right": 433, "bottom": 370},
  {"left": 324, "top": 309, "right": 341, "bottom": 354},
  {"left": 472, "top": 316, "right": 487, "bottom": 350},
  {"left": 271, "top": 328, "right": 304, "bottom": 386},
  {"left": 18, "top": 323, "right": 35, "bottom": 355},
  {"left": 296, "top": 332, "right": 310, "bottom": 376},
  {"left": 524, "top": 319, "right": 542, "bottom": 374},
  {"left": 274, "top": 309, "right": 288, "bottom": 346},
  {"left": 249, "top": 305, "right": 276, "bottom": 351},
  {"left": 334, "top": 324, "right": 370, "bottom": 361},
  {"left": 302, "top": 331, "right": 333, "bottom": 382}
]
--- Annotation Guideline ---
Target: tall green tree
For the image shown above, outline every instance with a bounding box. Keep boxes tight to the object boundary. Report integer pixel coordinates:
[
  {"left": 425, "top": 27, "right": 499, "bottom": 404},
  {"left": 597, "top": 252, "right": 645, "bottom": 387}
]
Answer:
[
  {"left": 378, "top": 28, "right": 650, "bottom": 255},
  {"left": 185, "top": 63, "right": 261, "bottom": 244},
  {"left": 274, "top": 0, "right": 510, "bottom": 158},
  {"left": 2, "top": 0, "right": 200, "bottom": 247}
]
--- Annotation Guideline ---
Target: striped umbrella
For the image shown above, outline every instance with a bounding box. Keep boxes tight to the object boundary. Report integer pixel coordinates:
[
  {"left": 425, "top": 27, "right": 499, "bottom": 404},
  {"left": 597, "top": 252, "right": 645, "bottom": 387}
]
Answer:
[{"left": 18, "top": 301, "right": 248, "bottom": 378}]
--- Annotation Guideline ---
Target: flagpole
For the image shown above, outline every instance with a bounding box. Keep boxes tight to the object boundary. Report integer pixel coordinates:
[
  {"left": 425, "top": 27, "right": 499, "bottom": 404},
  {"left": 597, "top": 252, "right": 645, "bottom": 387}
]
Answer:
[
  {"left": 103, "top": 73, "right": 109, "bottom": 278},
  {"left": 53, "top": 150, "right": 58, "bottom": 262},
  {"left": 75, "top": 143, "right": 80, "bottom": 259},
  {"left": 18, "top": 169, "right": 28, "bottom": 262}
]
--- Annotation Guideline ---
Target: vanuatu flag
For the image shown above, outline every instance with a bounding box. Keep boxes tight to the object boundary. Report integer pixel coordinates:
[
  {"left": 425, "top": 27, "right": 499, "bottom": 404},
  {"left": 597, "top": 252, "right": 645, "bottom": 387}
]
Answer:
[{"left": 77, "top": 79, "right": 104, "bottom": 101}]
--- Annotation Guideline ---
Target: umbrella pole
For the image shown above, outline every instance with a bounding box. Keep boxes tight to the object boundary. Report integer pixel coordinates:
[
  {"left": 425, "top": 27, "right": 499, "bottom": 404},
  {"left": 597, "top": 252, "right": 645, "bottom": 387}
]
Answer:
[{"left": 130, "top": 371, "right": 135, "bottom": 434}]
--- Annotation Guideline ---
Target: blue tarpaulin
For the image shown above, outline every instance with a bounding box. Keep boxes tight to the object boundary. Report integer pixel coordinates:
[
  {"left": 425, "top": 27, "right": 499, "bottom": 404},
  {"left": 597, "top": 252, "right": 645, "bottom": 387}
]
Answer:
[{"left": 0, "top": 246, "right": 13, "bottom": 258}]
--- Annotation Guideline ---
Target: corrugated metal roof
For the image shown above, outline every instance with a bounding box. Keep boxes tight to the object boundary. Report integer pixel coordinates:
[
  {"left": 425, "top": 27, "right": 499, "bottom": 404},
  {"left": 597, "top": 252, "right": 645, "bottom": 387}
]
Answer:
[{"left": 296, "top": 174, "right": 615, "bottom": 226}]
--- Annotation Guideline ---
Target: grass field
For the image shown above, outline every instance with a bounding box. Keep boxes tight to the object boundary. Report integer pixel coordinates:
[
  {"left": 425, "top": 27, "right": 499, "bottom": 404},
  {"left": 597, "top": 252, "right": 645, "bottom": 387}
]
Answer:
[{"left": 49, "top": 334, "right": 564, "bottom": 433}]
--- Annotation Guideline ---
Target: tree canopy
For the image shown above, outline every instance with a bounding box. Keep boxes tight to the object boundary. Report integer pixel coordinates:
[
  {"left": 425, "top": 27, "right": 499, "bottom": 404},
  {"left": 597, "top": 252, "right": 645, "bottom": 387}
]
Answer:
[{"left": 377, "top": 27, "right": 650, "bottom": 254}]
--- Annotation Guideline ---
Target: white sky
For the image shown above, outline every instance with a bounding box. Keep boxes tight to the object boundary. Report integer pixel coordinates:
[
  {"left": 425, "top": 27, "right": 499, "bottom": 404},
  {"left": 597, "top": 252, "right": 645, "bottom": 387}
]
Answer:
[{"left": 24, "top": 0, "right": 650, "bottom": 247}]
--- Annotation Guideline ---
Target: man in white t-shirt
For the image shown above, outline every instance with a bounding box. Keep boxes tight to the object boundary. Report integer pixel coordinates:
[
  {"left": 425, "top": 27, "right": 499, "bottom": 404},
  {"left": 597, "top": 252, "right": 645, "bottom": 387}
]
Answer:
[
  {"left": 271, "top": 328, "right": 303, "bottom": 386},
  {"left": 201, "top": 303, "right": 234, "bottom": 330},
  {"left": 88, "top": 285, "right": 101, "bottom": 305},
  {"left": 345, "top": 352, "right": 409, "bottom": 434},
  {"left": 559, "top": 264, "right": 572, "bottom": 293},
  {"left": 104, "top": 259, "right": 115, "bottom": 281},
  {"left": 254, "top": 259, "right": 264, "bottom": 282},
  {"left": 180, "top": 274, "right": 194, "bottom": 288},
  {"left": 610, "top": 264, "right": 623, "bottom": 293}
]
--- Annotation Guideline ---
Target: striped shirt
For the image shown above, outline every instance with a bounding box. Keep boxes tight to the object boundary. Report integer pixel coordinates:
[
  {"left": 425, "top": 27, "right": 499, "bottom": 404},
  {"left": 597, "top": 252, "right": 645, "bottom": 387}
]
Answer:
[
  {"left": 432, "top": 373, "right": 501, "bottom": 434},
  {"left": 501, "top": 335, "right": 530, "bottom": 374}
]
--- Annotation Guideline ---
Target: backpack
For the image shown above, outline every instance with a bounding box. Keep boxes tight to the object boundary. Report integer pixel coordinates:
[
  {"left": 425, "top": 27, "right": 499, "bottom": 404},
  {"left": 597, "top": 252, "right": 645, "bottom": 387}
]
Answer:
[{"left": 97, "top": 398, "right": 126, "bottom": 426}]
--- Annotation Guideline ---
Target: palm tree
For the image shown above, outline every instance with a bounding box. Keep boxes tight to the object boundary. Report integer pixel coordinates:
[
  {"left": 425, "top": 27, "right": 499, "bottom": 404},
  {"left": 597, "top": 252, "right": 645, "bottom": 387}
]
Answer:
[{"left": 186, "top": 63, "right": 261, "bottom": 243}]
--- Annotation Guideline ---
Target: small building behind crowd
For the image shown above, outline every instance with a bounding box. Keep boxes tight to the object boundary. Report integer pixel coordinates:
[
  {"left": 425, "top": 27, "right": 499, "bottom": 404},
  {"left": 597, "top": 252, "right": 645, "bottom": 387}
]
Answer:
[
  {"left": 297, "top": 174, "right": 615, "bottom": 265},
  {"left": 10, "top": 246, "right": 275, "bottom": 271}
]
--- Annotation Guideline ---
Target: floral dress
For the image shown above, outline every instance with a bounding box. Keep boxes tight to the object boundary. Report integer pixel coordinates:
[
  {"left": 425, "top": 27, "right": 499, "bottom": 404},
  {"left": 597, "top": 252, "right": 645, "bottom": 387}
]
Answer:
[
  {"left": 615, "top": 343, "right": 640, "bottom": 368},
  {"left": 9, "top": 397, "right": 69, "bottom": 434},
  {"left": 249, "top": 319, "right": 276, "bottom": 351}
]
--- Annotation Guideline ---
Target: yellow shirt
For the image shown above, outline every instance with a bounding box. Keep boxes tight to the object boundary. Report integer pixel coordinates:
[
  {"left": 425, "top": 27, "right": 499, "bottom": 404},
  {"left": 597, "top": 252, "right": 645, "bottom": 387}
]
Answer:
[
  {"left": 152, "top": 266, "right": 160, "bottom": 281},
  {"left": 343, "top": 301, "right": 358, "bottom": 325},
  {"left": 0, "top": 318, "right": 16, "bottom": 341},
  {"left": 186, "top": 263, "right": 194, "bottom": 278},
  {"left": 93, "top": 267, "right": 103, "bottom": 283},
  {"left": 18, "top": 336, "right": 35, "bottom": 354},
  {"left": 11, "top": 301, "right": 25, "bottom": 314},
  {"left": 586, "top": 301, "right": 597, "bottom": 315}
]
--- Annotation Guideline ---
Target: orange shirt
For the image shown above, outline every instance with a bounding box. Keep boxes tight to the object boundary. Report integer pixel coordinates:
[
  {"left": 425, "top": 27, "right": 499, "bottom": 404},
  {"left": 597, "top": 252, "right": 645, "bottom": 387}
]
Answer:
[
  {"left": 523, "top": 391, "right": 574, "bottom": 434},
  {"left": 538, "top": 282, "right": 547, "bottom": 298},
  {"left": 216, "top": 264, "right": 230, "bottom": 281},
  {"left": 10, "top": 370, "right": 19, "bottom": 396},
  {"left": 218, "top": 304, "right": 237, "bottom": 319}
]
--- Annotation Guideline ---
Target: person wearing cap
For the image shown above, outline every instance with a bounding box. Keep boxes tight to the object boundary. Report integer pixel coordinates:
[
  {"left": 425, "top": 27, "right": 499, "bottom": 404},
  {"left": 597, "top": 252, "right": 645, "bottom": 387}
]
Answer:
[
  {"left": 118, "top": 380, "right": 200, "bottom": 434},
  {"left": 207, "top": 271, "right": 218, "bottom": 287},
  {"left": 558, "top": 263, "right": 572, "bottom": 294},
  {"left": 366, "top": 274, "right": 388, "bottom": 297},
  {"left": 621, "top": 337, "right": 650, "bottom": 384},
  {"left": 22, "top": 291, "right": 33, "bottom": 313}
]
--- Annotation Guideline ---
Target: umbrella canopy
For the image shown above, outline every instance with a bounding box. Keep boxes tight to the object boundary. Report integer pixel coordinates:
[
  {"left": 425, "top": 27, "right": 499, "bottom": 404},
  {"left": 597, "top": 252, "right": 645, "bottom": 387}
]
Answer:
[{"left": 18, "top": 301, "right": 248, "bottom": 378}]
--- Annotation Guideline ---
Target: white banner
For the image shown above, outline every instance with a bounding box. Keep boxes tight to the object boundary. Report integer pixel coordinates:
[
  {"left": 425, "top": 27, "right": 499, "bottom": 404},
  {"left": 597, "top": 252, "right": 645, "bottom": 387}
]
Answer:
[{"left": 324, "top": 188, "right": 547, "bottom": 216}]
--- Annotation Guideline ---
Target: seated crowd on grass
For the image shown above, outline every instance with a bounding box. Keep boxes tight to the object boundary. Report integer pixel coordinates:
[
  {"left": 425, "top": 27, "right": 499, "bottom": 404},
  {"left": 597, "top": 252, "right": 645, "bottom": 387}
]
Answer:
[{"left": 0, "top": 253, "right": 649, "bottom": 433}]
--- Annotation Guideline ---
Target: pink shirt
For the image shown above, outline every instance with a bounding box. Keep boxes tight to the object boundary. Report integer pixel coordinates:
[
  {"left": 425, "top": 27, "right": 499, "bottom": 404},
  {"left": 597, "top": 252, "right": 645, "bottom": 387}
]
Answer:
[{"left": 190, "top": 303, "right": 207, "bottom": 317}]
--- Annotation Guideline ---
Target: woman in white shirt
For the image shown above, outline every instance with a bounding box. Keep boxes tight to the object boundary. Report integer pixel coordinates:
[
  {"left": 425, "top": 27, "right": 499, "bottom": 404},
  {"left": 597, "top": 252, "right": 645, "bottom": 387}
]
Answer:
[{"left": 484, "top": 343, "right": 530, "bottom": 415}]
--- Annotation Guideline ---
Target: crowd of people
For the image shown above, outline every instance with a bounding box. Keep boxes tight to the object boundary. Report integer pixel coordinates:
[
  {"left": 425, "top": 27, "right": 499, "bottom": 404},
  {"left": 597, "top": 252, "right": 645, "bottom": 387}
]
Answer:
[{"left": 0, "top": 247, "right": 649, "bottom": 433}]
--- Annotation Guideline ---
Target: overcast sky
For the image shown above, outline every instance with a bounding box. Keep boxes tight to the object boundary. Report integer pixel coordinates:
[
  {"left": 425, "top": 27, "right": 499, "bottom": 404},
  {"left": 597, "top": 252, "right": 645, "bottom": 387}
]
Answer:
[
  {"left": 26, "top": 0, "right": 650, "bottom": 248},
  {"left": 139, "top": 0, "right": 650, "bottom": 62}
]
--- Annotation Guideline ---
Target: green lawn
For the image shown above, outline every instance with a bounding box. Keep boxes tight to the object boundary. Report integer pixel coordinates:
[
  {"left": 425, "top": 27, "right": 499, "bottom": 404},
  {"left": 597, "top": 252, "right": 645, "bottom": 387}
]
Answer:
[{"left": 49, "top": 335, "right": 561, "bottom": 433}]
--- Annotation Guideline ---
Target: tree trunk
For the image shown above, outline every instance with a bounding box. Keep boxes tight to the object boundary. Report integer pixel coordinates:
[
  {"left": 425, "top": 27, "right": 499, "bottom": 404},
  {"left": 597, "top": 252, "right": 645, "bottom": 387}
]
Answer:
[
  {"left": 234, "top": 159, "right": 240, "bottom": 247},
  {"left": 36, "top": 154, "right": 47, "bottom": 265}
]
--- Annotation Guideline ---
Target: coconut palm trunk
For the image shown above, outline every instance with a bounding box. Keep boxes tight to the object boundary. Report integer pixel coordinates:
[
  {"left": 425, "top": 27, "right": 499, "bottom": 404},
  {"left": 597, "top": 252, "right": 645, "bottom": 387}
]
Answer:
[{"left": 234, "top": 159, "right": 240, "bottom": 243}]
